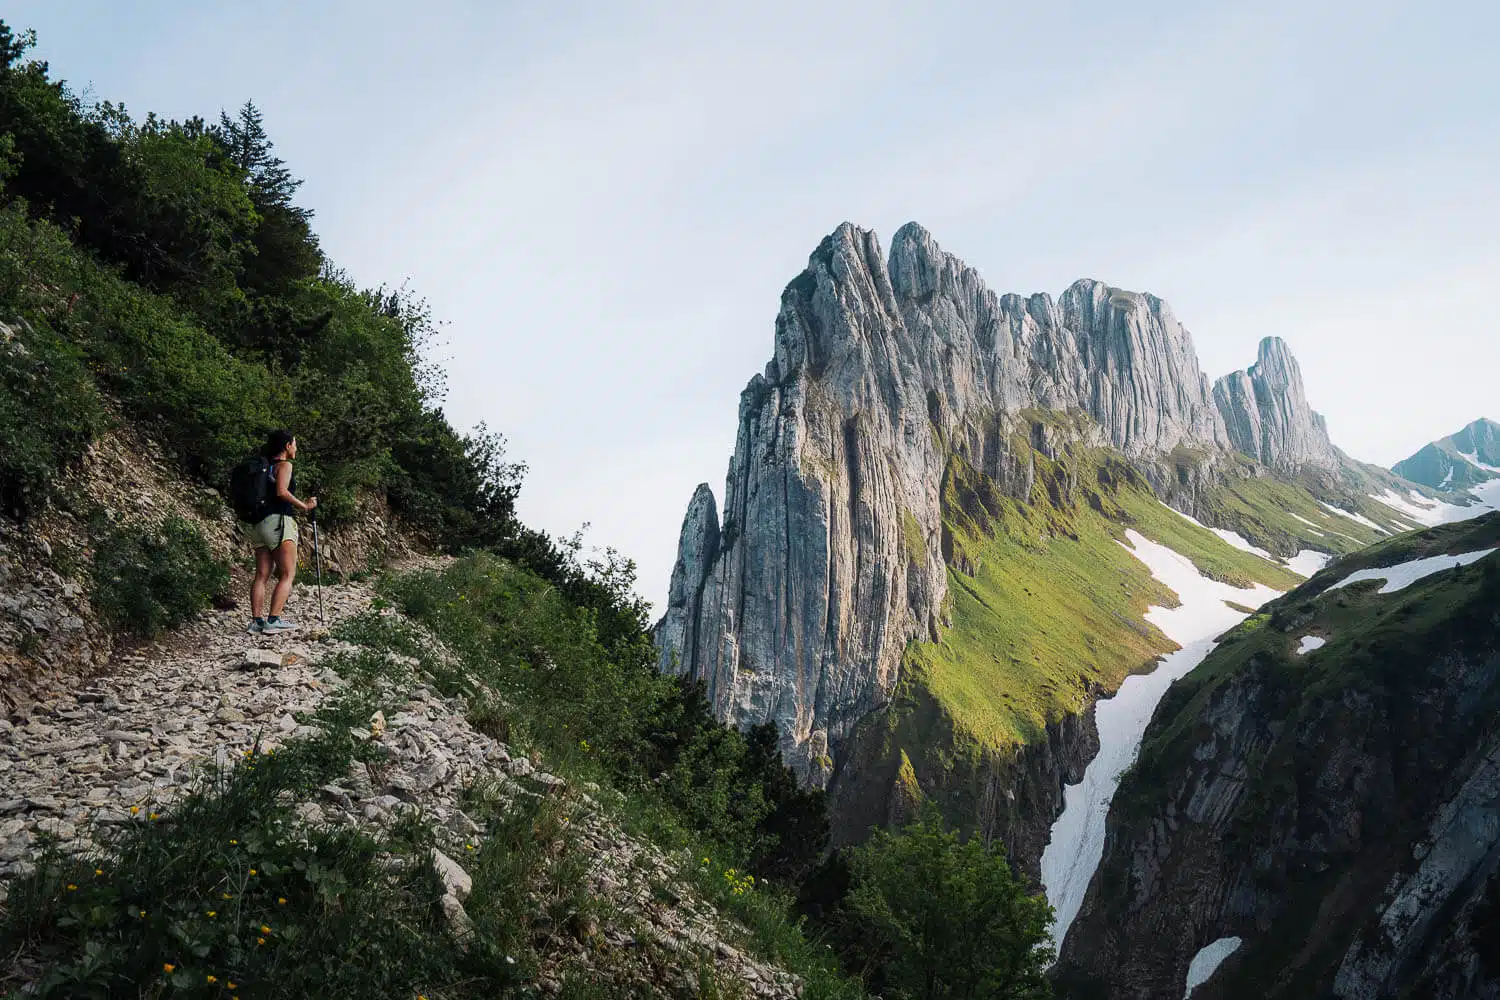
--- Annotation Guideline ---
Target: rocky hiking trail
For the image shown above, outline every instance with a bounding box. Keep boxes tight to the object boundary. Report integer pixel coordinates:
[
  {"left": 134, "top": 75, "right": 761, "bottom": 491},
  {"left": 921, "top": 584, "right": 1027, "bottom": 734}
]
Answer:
[{"left": 0, "top": 567, "right": 802, "bottom": 997}]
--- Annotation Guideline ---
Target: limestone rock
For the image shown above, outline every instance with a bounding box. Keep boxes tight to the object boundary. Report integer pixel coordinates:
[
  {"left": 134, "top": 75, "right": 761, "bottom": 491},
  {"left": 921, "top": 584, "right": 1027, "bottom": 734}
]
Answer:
[
  {"left": 242, "top": 649, "right": 284, "bottom": 670},
  {"left": 655, "top": 485, "right": 719, "bottom": 676},
  {"left": 1212, "top": 336, "right": 1338, "bottom": 473},
  {"left": 431, "top": 848, "right": 472, "bottom": 901},
  {"left": 656, "top": 222, "right": 1252, "bottom": 782}
]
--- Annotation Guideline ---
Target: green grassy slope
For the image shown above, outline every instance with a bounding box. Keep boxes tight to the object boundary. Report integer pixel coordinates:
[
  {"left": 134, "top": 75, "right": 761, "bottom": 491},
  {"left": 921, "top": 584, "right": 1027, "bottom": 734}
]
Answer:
[
  {"left": 1197, "top": 453, "right": 1474, "bottom": 558},
  {"left": 916, "top": 449, "right": 1297, "bottom": 750},
  {"left": 1200, "top": 470, "right": 1385, "bottom": 556}
]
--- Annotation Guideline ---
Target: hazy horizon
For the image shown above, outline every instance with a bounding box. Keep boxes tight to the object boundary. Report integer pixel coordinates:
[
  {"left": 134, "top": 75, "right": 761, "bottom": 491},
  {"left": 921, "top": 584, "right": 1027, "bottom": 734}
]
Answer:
[{"left": 13, "top": 0, "right": 1497, "bottom": 608}]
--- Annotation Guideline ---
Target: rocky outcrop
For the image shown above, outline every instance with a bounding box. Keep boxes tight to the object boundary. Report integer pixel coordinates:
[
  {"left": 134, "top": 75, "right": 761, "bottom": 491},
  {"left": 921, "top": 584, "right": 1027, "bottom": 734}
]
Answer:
[
  {"left": 655, "top": 485, "right": 720, "bottom": 677},
  {"left": 656, "top": 222, "right": 1251, "bottom": 782},
  {"left": 827, "top": 676, "right": 1101, "bottom": 879},
  {"left": 1212, "top": 336, "right": 1339, "bottom": 474},
  {"left": 1053, "top": 535, "right": 1500, "bottom": 999}
]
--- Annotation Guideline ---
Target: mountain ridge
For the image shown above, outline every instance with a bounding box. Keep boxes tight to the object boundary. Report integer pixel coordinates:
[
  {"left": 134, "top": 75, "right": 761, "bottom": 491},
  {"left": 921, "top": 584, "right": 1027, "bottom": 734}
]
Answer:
[{"left": 655, "top": 220, "right": 1432, "bottom": 792}]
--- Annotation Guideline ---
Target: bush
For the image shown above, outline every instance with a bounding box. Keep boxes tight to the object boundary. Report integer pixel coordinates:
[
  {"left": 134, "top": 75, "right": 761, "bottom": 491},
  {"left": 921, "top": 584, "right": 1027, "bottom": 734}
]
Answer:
[
  {"left": 830, "top": 808, "right": 1054, "bottom": 1000},
  {"left": 0, "top": 316, "right": 105, "bottom": 519},
  {"left": 0, "top": 23, "right": 531, "bottom": 543},
  {"left": 377, "top": 552, "right": 831, "bottom": 883},
  {"left": 90, "top": 515, "right": 228, "bottom": 636}
]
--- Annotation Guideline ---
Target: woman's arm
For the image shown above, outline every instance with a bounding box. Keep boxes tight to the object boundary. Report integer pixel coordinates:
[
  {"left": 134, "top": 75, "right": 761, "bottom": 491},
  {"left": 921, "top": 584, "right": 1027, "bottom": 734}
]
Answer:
[{"left": 274, "top": 461, "right": 318, "bottom": 512}]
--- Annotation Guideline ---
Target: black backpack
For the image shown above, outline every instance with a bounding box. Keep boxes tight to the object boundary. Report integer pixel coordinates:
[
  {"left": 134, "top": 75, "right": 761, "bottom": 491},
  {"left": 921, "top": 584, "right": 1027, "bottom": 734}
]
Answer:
[{"left": 228, "top": 454, "right": 274, "bottom": 523}]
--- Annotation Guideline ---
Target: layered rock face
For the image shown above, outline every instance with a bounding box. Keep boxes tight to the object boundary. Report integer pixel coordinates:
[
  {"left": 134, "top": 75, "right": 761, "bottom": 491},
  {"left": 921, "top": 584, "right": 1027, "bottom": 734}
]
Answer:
[
  {"left": 656, "top": 222, "right": 1265, "bottom": 780},
  {"left": 1212, "top": 336, "right": 1339, "bottom": 473}
]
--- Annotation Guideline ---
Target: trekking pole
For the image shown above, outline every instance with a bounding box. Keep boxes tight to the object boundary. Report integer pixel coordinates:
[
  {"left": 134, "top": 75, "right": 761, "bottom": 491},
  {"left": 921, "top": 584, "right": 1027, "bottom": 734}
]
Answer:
[{"left": 311, "top": 508, "right": 325, "bottom": 625}]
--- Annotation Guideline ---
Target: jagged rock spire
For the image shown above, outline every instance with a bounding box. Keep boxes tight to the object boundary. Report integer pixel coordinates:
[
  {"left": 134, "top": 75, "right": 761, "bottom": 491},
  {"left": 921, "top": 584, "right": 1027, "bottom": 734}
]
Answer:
[{"left": 1212, "top": 336, "right": 1338, "bottom": 472}]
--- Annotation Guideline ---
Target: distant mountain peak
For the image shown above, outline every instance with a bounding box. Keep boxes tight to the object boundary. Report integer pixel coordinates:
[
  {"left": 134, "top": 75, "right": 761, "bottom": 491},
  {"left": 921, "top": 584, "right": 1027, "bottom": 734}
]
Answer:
[{"left": 1394, "top": 417, "right": 1500, "bottom": 490}]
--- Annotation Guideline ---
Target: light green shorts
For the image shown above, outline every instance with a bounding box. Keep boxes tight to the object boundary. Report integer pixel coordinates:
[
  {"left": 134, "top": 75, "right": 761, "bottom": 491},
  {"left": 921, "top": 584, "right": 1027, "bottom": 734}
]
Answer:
[{"left": 246, "top": 513, "right": 299, "bottom": 551}]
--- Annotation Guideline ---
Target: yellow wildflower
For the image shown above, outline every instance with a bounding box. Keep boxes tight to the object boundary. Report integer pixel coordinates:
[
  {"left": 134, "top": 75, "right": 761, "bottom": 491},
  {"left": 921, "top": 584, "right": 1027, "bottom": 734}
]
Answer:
[
  {"left": 163, "top": 963, "right": 175, "bottom": 974},
  {"left": 206, "top": 975, "right": 218, "bottom": 984}
]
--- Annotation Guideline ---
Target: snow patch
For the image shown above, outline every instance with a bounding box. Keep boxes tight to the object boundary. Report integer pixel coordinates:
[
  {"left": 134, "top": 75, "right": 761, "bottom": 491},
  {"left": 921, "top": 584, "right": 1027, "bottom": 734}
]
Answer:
[
  {"left": 1369, "top": 488, "right": 1485, "bottom": 528},
  {"left": 1328, "top": 548, "right": 1497, "bottom": 595},
  {"left": 1459, "top": 450, "right": 1500, "bottom": 474},
  {"left": 1041, "top": 532, "right": 1280, "bottom": 948},
  {"left": 1319, "top": 501, "right": 1388, "bottom": 534},
  {"left": 1469, "top": 477, "right": 1500, "bottom": 511},
  {"left": 1185, "top": 937, "right": 1244, "bottom": 997},
  {"left": 1158, "top": 500, "right": 1208, "bottom": 529},
  {"left": 1211, "top": 527, "right": 1274, "bottom": 560},
  {"left": 1284, "top": 550, "right": 1333, "bottom": 577},
  {"left": 1440, "top": 467, "right": 1454, "bottom": 489},
  {"left": 1157, "top": 501, "right": 1276, "bottom": 561},
  {"left": 1291, "top": 512, "right": 1325, "bottom": 530},
  {"left": 1296, "top": 635, "right": 1327, "bottom": 655}
]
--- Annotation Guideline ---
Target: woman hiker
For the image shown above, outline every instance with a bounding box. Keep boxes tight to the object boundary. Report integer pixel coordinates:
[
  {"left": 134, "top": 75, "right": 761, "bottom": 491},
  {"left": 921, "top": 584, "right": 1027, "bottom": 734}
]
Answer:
[{"left": 247, "top": 429, "right": 317, "bottom": 634}]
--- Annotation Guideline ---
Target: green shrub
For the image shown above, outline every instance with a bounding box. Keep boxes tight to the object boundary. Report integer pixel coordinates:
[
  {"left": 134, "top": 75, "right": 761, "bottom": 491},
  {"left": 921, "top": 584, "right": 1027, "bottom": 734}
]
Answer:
[
  {"left": 378, "top": 552, "right": 832, "bottom": 883},
  {"left": 831, "top": 808, "right": 1054, "bottom": 1000},
  {"left": 68, "top": 263, "right": 280, "bottom": 483},
  {"left": 90, "top": 515, "right": 228, "bottom": 635},
  {"left": 0, "top": 316, "right": 106, "bottom": 519}
]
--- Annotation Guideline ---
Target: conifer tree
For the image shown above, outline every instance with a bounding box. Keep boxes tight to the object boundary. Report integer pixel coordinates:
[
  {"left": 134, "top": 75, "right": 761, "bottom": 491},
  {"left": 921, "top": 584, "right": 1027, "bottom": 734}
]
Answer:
[{"left": 217, "top": 100, "right": 302, "bottom": 211}]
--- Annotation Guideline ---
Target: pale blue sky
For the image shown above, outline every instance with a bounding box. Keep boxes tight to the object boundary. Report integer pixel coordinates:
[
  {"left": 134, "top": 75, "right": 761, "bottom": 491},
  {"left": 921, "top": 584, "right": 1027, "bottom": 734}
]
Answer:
[{"left": 13, "top": 1, "right": 1498, "bottom": 606}]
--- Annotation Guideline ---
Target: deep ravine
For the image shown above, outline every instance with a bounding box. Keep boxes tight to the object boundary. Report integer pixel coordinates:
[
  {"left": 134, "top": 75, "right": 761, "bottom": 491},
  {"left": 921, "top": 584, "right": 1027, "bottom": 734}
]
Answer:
[{"left": 1041, "top": 530, "right": 1280, "bottom": 946}]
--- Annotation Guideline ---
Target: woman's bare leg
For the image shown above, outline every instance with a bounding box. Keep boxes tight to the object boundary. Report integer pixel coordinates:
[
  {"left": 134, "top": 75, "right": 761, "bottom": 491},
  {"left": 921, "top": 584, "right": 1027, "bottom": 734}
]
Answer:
[
  {"left": 270, "top": 541, "right": 298, "bottom": 617},
  {"left": 251, "top": 548, "right": 273, "bottom": 619}
]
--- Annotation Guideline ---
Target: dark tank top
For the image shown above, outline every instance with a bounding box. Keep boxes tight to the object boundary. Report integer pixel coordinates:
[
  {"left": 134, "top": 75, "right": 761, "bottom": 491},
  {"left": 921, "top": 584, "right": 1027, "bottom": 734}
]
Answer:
[{"left": 264, "top": 460, "right": 298, "bottom": 519}]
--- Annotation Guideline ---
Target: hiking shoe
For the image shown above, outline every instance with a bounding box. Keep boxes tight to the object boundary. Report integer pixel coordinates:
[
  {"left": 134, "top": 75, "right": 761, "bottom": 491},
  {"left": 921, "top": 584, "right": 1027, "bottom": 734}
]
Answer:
[
  {"left": 262, "top": 618, "right": 299, "bottom": 634},
  {"left": 246, "top": 619, "right": 266, "bottom": 634}
]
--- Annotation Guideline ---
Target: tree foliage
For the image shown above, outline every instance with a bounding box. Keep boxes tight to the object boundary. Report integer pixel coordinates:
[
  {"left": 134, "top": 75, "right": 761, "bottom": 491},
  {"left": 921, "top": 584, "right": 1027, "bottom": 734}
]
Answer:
[
  {"left": 0, "top": 18, "right": 520, "bottom": 547},
  {"left": 835, "top": 808, "right": 1054, "bottom": 1000}
]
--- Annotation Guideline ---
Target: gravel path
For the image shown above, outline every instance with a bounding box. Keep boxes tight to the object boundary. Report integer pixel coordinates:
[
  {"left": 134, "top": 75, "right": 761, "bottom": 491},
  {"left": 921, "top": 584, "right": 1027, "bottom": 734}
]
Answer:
[{"left": 0, "top": 573, "right": 802, "bottom": 997}]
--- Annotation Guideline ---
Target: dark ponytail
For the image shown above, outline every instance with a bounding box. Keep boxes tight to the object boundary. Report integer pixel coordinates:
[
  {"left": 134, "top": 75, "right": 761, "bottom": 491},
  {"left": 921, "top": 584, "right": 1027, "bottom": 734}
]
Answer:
[{"left": 262, "top": 429, "right": 294, "bottom": 459}]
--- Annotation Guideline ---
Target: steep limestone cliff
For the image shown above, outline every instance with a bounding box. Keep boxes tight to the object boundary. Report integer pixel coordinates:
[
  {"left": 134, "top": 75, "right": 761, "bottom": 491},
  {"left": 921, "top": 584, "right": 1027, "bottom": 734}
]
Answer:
[
  {"left": 655, "top": 222, "right": 1254, "bottom": 782},
  {"left": 1053, "top": 515, "right": 1500, "bottom": 999},
  {"left": 654, "top": 222, "right": 1360, "bottom": 789}
]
